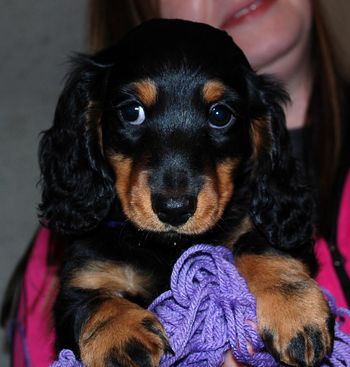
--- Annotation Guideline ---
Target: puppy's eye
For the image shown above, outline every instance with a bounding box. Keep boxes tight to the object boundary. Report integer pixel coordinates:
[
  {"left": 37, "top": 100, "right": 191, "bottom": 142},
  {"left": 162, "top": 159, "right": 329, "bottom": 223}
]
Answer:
[
  {"left": 208, "top": 104, "right": 235, "bottom": 129},
  {"left": 118, "top": 102, "right": 145, "bottom": 125}
]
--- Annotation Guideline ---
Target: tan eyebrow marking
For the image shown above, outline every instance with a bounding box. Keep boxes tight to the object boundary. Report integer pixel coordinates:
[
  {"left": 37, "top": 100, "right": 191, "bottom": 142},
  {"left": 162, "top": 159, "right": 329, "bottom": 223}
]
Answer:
[
  {"left": 202, "top": 80, "right": 226, "bottom": 103},
  {"left": 133, "top": 79, "right": 157, "bottom": 107}
]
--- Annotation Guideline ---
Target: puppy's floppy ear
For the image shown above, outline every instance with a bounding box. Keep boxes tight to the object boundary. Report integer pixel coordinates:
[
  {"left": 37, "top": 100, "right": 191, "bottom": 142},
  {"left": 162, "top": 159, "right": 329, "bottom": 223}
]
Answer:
[
  {"left": 249, "top": 74, "right": 314, "bottom": 250},
  {"left": 39, "top": 55, "right": 115, "bottom": 235}
]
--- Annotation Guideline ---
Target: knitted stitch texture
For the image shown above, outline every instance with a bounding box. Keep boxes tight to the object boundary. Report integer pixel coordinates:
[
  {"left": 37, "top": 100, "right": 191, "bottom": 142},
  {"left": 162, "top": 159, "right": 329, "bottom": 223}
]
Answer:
[{"left": 51, "top": 244, "right": 350, "bottom": 367}]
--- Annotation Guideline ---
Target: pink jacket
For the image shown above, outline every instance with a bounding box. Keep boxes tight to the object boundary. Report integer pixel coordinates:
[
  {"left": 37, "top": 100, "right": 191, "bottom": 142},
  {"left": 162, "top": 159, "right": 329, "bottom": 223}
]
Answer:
[{"left": 11, "top": 171, "right": 350, "bottom": 367}]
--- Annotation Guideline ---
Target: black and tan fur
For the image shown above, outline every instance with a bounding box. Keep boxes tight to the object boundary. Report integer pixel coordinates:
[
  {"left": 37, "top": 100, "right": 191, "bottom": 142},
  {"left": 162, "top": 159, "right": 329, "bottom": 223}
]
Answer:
[{"left": 39, "top": 19, "right": 333, "bottom": 367}]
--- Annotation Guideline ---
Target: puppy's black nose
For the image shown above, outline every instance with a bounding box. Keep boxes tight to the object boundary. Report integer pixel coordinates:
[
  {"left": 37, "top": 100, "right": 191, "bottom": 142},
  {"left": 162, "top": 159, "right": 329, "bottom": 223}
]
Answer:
[{"left": 153, "top": 195, "right": 196, "bottom": 227}]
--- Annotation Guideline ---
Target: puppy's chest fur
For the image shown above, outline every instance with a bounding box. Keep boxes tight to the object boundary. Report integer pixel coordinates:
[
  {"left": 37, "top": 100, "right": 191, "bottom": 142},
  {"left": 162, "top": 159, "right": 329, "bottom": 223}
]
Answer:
[{"left": 63, "top": 208, "right": 250, "bottom": 307}]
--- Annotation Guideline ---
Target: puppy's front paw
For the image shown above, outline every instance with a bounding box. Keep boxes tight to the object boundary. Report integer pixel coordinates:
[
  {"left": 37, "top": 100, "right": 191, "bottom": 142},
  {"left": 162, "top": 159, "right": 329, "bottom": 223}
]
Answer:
[
  {"left": 257, "top": 280, "right": 334, "bottom": 367},
  {"left": 79, "top": 298, "right": 171, "bottom": 367},
  {"left": 236, "top": 254, "right": 335, "bottom": 367}
]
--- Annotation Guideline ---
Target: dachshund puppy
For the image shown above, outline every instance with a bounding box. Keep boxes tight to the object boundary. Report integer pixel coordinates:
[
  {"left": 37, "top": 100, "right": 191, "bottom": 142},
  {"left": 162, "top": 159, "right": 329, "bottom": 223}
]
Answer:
[{"left": 39, "top": 19, "right": 333, "bottom": 367}]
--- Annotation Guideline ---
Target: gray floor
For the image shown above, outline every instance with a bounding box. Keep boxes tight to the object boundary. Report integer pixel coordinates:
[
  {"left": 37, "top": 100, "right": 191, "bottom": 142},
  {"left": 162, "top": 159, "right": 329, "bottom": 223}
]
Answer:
[{"left": 0, "top": 1, "right": 85, "bottom": 365}]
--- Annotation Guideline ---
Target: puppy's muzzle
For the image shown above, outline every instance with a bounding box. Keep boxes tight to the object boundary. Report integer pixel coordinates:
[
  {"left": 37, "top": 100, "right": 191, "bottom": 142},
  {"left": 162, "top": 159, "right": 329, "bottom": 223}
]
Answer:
[{"left": 152, "top": 194, "right": 197, "bottom": 227}]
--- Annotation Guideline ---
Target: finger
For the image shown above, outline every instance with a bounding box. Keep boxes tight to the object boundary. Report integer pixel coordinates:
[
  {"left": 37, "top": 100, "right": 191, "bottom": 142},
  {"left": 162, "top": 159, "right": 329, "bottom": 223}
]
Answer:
[{"left": 221, "top": 350, "right": 247, "bottom": 367}]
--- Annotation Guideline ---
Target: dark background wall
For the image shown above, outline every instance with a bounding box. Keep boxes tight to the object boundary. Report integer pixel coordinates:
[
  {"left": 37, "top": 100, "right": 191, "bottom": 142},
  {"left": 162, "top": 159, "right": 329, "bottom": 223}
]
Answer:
[
  {"left": 0, "top": 1, "right": 85, "bottom": 365},
  {"left": 0, "top": 1, "right": 349, "bottom": 366}
]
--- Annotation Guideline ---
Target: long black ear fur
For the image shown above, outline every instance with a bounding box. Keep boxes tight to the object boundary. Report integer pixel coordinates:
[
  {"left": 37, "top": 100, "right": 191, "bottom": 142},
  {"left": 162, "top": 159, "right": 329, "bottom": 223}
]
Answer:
[
  {"left": 39, "top": 55, "right": 115, "bottom": 235},
  {"left": 249, "top": 75, "right": 314, "bottom": 250}
]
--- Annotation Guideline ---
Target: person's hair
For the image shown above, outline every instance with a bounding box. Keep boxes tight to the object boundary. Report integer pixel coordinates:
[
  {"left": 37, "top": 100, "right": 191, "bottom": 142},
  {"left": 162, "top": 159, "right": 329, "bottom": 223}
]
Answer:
[
  {"left": 305, "top": 4, "right": 348, "bottom": 238},
  {"left": 88, "top": 0, "right": 160, "bottom": 51},
  {"left": 88, "top": 0, "right": 348, "bottom": 240}
]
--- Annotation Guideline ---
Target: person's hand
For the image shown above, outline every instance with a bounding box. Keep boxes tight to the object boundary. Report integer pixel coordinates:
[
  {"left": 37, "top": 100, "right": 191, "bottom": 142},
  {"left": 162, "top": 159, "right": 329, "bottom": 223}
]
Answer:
[
  {"left": 221, "top": 321, "right": 255, "bottom": 367},
  {"left": 222, "top": 351, "right": 247, "bottom": 367}
]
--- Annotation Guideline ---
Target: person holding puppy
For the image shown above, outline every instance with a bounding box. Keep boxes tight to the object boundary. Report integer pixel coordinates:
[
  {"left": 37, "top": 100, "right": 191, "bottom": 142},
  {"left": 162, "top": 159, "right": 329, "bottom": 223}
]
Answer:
[{"left": 2, "top": 1, "right": 349, "bottom": 366}]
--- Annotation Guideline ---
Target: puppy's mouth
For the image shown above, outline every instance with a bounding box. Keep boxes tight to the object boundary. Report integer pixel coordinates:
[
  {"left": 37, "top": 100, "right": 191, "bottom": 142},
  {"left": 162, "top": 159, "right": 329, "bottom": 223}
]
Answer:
[{"left": 110, "top": 154, "right": 237, "bottom": 235}]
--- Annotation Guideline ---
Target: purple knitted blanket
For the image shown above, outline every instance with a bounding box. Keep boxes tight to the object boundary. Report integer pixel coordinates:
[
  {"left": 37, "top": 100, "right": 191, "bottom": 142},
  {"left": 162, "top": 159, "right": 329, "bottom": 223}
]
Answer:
[{"left": 51, "top": 245, "right": 350, "bottom": 367}]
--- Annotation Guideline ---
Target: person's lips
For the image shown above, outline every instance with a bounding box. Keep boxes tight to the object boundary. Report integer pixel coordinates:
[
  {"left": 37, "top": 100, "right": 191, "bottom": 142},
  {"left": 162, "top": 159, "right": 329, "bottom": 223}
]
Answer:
[{"left": 221, "top": 0, "right": 277, "bottom": 29}]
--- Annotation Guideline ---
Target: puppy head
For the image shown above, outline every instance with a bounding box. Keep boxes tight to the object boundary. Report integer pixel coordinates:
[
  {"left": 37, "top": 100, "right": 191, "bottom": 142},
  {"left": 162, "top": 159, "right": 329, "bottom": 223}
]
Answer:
[{"left": 39, "top": 19, "right": 312, "bottom": 249}]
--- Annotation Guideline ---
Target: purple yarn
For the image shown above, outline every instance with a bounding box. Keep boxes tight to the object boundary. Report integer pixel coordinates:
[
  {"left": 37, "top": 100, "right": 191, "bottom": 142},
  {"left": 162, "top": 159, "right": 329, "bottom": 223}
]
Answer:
[
  {"left": 149, "top": 244, "right": 270, "bottom": 366},
  {"left": 149, "top": 244, "right": 350, "bottom": 367},
  {"left": 51, "top": 244, "right": 350, "bottom": 367},
  {"left": 50, "top": 349, "right": 83, "bottom": 367}
]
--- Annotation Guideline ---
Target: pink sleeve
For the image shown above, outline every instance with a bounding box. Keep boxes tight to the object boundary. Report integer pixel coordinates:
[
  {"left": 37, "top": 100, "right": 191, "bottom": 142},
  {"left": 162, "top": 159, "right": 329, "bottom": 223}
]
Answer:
[
  {"left": 316, "top": 170, "right": 350, "bottom": 334},
  {"left": 337, "top": 170, "right": 350, "bottom": 276},
  {"left": 13, "top": 227, "right": 58, "bottom": 367}
]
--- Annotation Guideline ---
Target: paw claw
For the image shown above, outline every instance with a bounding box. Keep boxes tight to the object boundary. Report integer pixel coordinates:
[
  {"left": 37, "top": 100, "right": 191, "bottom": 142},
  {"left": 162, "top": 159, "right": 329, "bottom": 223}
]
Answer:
[{"left": 164, "top": 342, "right": 175, "bottom": 356}]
